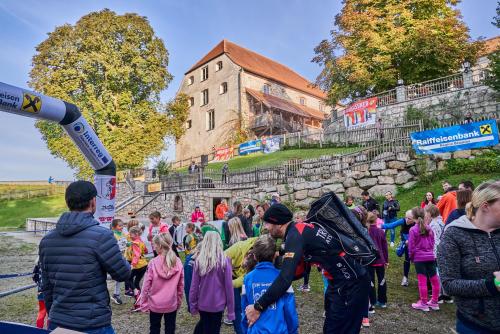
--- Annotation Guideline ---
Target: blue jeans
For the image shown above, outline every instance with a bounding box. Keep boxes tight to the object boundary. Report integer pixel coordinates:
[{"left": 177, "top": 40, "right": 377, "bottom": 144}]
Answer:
[
  {"left": 457, "top": 319, "right": 478, "bottom": 334},
  {"left": 48, "top": 323, "right": 115, "bottom": 334},
  {"left": 384, "top": 218, "right": 397, "bottom": 243},
  {"left": 233, "top": 287, "right": 243, "bottom": 334}
]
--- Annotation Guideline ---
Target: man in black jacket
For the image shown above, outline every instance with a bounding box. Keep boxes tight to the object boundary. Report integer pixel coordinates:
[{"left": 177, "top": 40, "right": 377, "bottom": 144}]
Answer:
[
  {"left": 361, "top": 191, "right": 379, "bottom": 213},
  {"left": 245, "top": 204, "right": 370, "bottom": 334},
  {"left": 39, "top": 181, "right": 130, "bottom": 333}
]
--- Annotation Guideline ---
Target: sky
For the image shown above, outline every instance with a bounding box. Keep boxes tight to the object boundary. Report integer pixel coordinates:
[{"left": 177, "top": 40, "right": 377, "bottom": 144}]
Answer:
[{"left": 0, "top": 0, "right": 497, "bottom": 181}]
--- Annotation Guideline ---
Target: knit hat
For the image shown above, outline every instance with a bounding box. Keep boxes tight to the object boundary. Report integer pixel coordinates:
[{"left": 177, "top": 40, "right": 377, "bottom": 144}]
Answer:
[{"left": 263, "top": 203, "right": 293, "bottom": 225}]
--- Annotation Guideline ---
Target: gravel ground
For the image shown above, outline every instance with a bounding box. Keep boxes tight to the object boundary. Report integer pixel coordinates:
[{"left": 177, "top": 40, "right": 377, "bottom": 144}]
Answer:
[{"left": 0, "top": 234, "right": 457, "bottom": 333}]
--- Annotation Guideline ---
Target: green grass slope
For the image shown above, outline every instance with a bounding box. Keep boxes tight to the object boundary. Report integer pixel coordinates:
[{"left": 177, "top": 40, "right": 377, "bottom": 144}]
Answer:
[
  {"left": 205, "top": 146, "right": 358, "bottom": 172},
  {"left": 0, "top": 195, "right": 66, "bottom": 230}
]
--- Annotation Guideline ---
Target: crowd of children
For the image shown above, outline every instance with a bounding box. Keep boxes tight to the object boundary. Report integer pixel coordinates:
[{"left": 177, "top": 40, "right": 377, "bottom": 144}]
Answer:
[{"left": 32, "top": 178, "right": 499, "bottom": 334}]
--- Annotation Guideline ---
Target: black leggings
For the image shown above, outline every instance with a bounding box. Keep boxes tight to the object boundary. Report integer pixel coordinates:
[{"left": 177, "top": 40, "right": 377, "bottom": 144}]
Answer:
[
  {"left": 303, "top": 264, "right": 312, "bottom": 285},
  {"left": 403, "top": 245, "right": 411, "bottom": 278},
  {"left": 367, "top": 266, "right": 387, "bottom": 305},
  {"left": 194, "top": 311, "right": 223, "bottom": 334},
  {"left": 324, "top": 275, "right": 370, "bottom": 334},
  {"left": 130, "top": 266, "right": 147, "bottom": 290},
  {"left": 150, "top": 310, "right": 177, "bottom": 334}
]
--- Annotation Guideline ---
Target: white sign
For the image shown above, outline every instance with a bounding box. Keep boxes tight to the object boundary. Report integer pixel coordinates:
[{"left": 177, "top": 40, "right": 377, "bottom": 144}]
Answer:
[{"left": 94, "top": 174, "right": 116, "bottom": 224}]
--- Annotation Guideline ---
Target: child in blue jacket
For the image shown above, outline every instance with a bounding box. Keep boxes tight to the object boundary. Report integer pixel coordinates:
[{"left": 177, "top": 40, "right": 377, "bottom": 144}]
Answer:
[{"left": 241, "top": 235, "right": 298, "bottom": 334}]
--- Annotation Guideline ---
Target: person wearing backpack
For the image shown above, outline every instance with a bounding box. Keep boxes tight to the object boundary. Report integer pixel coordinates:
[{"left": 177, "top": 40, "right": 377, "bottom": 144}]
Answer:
[{"left": 245, "top": 202, "right": 372, "bottom": 334}]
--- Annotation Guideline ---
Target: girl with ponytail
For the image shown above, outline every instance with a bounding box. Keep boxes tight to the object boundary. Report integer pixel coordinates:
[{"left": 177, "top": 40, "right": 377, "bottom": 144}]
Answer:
[
  {"left": 137, "top": 232, "right": 184, "bottom": 334},
  {"left": 408, "top": 206, "right": 441, "bottom": 312}
]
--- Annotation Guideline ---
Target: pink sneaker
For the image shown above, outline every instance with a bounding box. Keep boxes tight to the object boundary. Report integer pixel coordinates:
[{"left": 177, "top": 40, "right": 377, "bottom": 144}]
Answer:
[
  {"left": 427, "top": 301, "right": 440, "bottom": 311},
  {"left": 411, "top": 300, "right": 430, "bottom": 312}
]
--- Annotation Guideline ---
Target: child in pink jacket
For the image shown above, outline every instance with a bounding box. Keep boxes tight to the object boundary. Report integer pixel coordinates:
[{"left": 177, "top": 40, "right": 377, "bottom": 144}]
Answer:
[
  {"left": 408, "top": 207, "right": 440, "bottom": 312},
  {"left": 137, "top": 232, "right": 184, "bottom": 334}
]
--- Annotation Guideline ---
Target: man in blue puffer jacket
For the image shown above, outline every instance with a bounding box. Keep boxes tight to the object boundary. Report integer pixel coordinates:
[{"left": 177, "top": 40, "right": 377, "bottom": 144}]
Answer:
[{"left": 39, "top": 181, "right": 130, "bottom": 333}]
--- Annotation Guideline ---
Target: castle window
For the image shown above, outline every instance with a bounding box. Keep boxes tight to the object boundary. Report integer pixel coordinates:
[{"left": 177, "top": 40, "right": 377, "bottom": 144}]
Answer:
[
  {"left": 220, "top": 82, "right": 228, "bottom": 94},
  {"left": 206, "top": 109, "right": 215, "bottom": 131},
  {"left": 216, "top": 61, "right": 223, "bottom": 71},
  {"left": 263, "top": 84, "right": 270, "bottom": 95},
  {"left": 201, "top": 66, "right": 209, "bottom": 81},
  {"left": 201, "top": 89, "right": 209, "bottom": 106}
]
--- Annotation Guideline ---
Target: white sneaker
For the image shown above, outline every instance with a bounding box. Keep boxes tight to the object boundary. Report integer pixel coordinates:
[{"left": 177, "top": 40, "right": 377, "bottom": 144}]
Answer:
[
  {"left": 390, "top": 242, "right": 395, "bottom": 248},
  {"left": 401, "top": 276, "right": 409, "bottom": 287}
]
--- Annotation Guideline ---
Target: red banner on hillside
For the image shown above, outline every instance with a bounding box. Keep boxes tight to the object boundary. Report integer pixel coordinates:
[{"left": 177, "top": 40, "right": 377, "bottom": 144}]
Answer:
[
  {"left": 214, "top": 147, "right": 234, "bottom": 161},
  {"left": 343, "top": 97, "right": 378, "bottom": 129}
]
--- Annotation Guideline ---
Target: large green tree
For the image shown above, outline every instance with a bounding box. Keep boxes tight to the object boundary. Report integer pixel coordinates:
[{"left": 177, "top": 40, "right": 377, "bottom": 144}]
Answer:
[
  {"left": 485, "top": 2, "right": 500, "bottom": 93},
  {"left": 314, "top": 0, "right": 483, "bottom": 103},
  {"left": 165, "top": 93, "right": 190, "bottom": 142},
  {"left": 30, "top": 9, "right": 175, "bottom": 177}
]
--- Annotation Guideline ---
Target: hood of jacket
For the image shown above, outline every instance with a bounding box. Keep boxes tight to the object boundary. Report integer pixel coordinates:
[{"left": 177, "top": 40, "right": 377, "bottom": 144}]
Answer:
[
  {"left": 151, "top": 255, "right": 182, "bottom": 280},
  {"left": 56, "top": 211, "right": 98, "bottom": 236},
  {"left": 444, "top": 215, "right": 476, "bottom": 231}
]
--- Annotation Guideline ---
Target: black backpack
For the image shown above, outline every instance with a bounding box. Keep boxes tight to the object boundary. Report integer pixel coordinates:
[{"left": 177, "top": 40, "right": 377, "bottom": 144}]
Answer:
[{"left": 306, "top": 192, "right": 379, "bottom": 266}]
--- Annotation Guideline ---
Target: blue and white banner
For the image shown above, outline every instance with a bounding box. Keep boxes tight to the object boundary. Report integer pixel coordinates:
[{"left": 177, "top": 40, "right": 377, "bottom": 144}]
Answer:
[
  {"left": 238, "top": 139, "right": 263, "bottom": 156},
  {"left": 263, "top": 137, "right": 281, "bottom": 154},
  {"left": 410, "top": 120, "right": 499, "bottom": 155}
]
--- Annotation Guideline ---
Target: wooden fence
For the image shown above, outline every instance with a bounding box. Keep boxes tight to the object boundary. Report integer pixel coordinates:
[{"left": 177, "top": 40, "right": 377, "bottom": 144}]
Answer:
[{"left": 0, "top": 184, "right": 67, "bottom": 201}]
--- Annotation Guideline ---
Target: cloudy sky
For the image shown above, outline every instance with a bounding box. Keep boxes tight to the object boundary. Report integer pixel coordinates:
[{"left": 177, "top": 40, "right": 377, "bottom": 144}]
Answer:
[{"left": 0, "top": 0, "right": 497, "bottom": 181}]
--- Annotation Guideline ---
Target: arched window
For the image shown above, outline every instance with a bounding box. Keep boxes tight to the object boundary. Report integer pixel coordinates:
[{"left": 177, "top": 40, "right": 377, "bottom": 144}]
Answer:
[{"left": 173, "top": 195, "right": 183, "bottom": 212}]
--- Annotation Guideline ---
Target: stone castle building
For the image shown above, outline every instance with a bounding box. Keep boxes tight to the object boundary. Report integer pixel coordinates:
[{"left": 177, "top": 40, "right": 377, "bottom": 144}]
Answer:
[{"left": 175, "top": 39, "right": 332, "bottom": 162}]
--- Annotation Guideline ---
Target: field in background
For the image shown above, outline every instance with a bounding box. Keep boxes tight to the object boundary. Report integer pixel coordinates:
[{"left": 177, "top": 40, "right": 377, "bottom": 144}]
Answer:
[
  {"left": 205, "top": 146, "right": 359, "bottom": 172},
  {"left": 0, "top": 195, "right": 66, "bottom": 230},
  {"left": 0, "top": 184, "right": 66, "bottom": 201}
]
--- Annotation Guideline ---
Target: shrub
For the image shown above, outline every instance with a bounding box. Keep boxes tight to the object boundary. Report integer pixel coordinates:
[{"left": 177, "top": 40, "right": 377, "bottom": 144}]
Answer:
[{"left": 446, "top": 151, "right": 500, "bottom": 174}]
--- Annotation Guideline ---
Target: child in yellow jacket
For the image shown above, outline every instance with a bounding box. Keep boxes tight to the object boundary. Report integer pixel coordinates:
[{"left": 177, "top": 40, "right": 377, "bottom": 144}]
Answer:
[{"left": 126, "top": 226, "right": 148, "bottom": 302}]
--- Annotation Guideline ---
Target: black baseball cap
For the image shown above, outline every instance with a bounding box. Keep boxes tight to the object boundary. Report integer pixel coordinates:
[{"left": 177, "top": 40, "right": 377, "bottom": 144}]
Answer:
[
  {"left": 65, "top": 180, "right": 98, "bottom": 203},
  {"left": 263, "top": 203, "right": 293, "bottom": 225}
]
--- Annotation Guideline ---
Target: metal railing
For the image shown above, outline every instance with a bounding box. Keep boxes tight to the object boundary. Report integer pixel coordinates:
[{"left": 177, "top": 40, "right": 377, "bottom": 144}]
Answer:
[
  {"left": 405, "top": 73, "right": 465, "bottom": 100},
  {"left": 154, "top": 138, "right": 411, "bottom": 193},
  {"left": 350, "top": 68, "right": 489, "bottom": 109},
  {"left": 372, "top": 89, "right": 398, "bottom": 107},
  {"left": 284, "top": 119, "right": 422, "bottom": 148}
]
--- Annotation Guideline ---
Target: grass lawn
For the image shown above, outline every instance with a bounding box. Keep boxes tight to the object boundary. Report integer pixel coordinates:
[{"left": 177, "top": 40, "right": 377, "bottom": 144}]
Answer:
[
  {"left": 395, "top": 172, "right": 499, "bottom": 214},
  {"left": 0, "top": 195, "right": 66, "bottom": 230},
  {"left": 204, "top": 146, "right": 359, "bottom": 172}
]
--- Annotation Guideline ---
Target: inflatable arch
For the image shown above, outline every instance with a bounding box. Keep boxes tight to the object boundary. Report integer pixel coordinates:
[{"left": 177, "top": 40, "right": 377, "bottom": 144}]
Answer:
[{"left": 0, "top": 82, "right": 116, "bottom": 223}]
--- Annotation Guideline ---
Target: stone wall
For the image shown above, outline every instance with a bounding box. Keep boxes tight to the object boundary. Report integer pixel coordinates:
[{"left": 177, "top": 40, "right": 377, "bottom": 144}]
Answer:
[
  {"left": 117, "top": 145, "right": 499, "bottom": 220},
  {"left": 377, "top": 85, "right": 498, "bottom": 124},
  {"left": 117, "top": 151, "right": 419, "bottom": 219}
]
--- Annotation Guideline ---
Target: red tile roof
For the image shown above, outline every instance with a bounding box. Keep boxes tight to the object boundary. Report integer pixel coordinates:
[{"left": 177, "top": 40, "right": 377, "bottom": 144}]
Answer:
[
  {"left": 479, "top": 36, "right": 500, "bottom": 57},
  {"left": 246, "top": 88, "right": 325, "bottom": 120},
  {"left": 186, "top": 40, "right": 327, "bottom": 100}
]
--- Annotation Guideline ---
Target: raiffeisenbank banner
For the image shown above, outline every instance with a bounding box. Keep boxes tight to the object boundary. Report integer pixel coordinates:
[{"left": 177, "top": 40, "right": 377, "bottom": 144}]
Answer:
[{"left": 410, "top": 119, "right": 499, "bottom": 155}]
